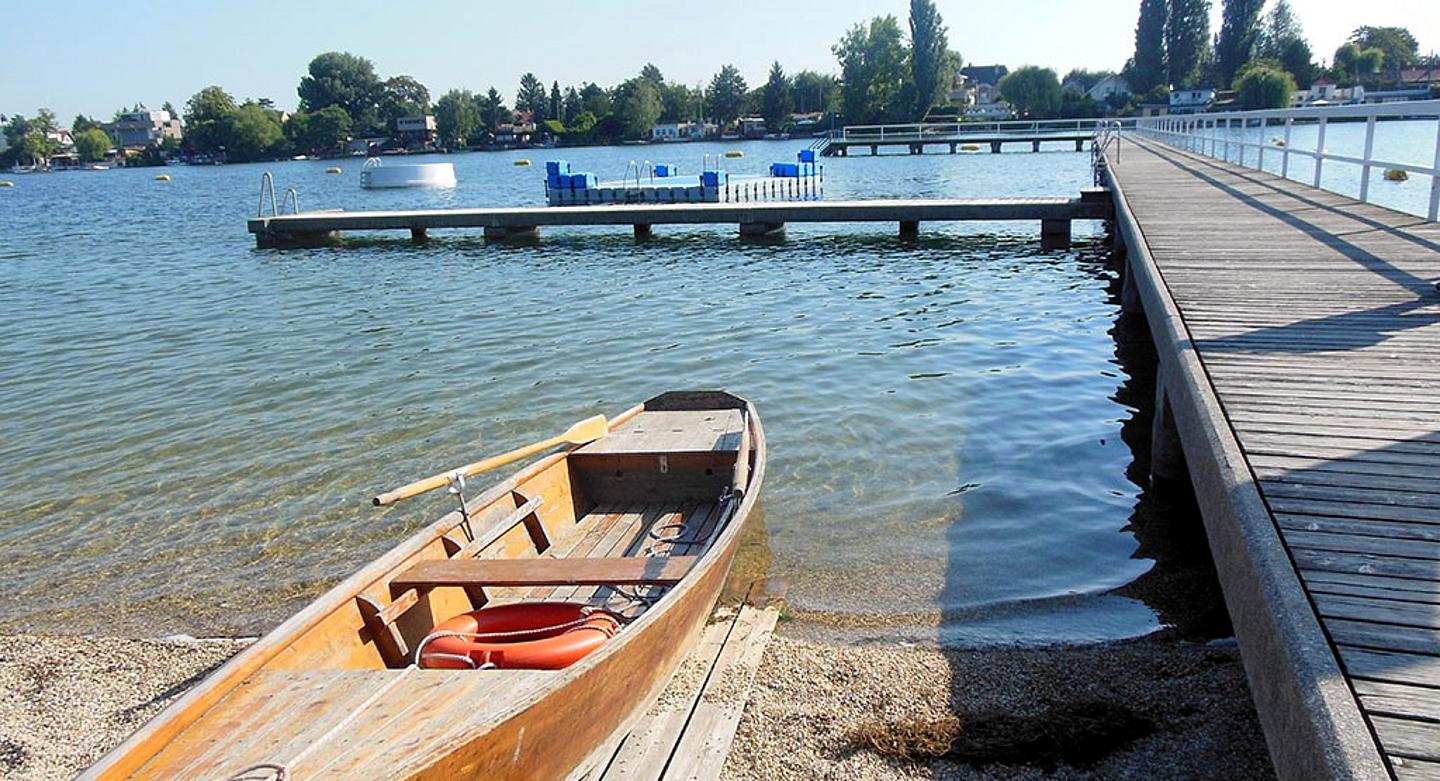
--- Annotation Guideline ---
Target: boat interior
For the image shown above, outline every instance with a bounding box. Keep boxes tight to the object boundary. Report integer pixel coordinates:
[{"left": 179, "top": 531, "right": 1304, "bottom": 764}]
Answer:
[{"left": 103, "top": 395, "right": 758, "bottom": 780}]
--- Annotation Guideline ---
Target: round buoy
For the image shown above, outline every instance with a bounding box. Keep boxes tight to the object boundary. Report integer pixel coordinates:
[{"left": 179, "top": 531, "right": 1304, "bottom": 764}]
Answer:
[
  {"left": 154, "top": 174, "right": 171, "bottom": 182},
  {"left": 325, "top": 166, "right": 342, "bottom": 174},
  {"left": 724, "top": 150, "right": 743, "bottom": 158},
  {"left": 514, "top": 159, "right": 531, "bottom": 166},
  {"left": 1384, "top": 169, "right": 1409, "bottom": 182},
  {"left": 0, "top": 181, "right": 12, "bottom": 188}
]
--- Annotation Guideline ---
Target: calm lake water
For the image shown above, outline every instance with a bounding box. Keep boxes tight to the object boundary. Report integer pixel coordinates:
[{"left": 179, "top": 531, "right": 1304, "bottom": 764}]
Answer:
[{"left": 0, "top": 137, "right": 1214, "bottom": 644}]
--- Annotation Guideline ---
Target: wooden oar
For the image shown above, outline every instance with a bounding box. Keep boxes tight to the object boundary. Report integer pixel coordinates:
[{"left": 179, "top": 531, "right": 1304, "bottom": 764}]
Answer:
[{"left": 372, "top": 414, "right": 609, "bottom": 507}]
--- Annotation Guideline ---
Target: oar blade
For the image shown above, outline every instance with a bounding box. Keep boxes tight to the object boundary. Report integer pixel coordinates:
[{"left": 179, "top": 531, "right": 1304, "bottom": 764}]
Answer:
[{"left": 563, "top": 414, "right": 609, "bottom": 444}]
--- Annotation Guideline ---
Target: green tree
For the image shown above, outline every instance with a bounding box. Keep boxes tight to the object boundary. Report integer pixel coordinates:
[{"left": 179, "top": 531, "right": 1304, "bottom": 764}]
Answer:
[
  {"left": 288, "top": 105, "right": 352, "bottom": 155},
  {"left": 548, "top": 82, "right": 562, "bottom": 125},
  {"left": 659, "top": 82, "right": 698, "bottom": 122},
  {"left": 1130, "top": 0, "right": 1168, "bottom": 93},
  {"left": 760, "top": 61, "right": 792, "bottom": 132},
  {"left": 184, "top": 85, "right": 238, "bottom": 154},
  {"left": 907, "top": 0, "right": 949, "bottom": 119},
  {"left": 1233, "top": 61, "right": 1296, "bottom": 108},
  {"left": 833, "top": 15, "right": 909, "bottom": 124},
  {"left": 1334, "top": 42, "right": 1385, "bottom": 86},
  {"left": 222, "top": 104, "right": 286, "bottom": 162},
  {"left": 434, "top": 89, "right": 479, "bottom": 147},
  {"left": 72, "top": 114, "right": 102, "bottom": 134},
  {"left": 377, "top": 75, "right": 430, "bottom": 132},
  {"left": 1348, "top": 26, "right": 1418, "bottom": 75},
  {"left": 580, "top": 82, "right": 611, "bottom": 117},
  {"left": 1216, "top": 0, "right": 1264, "bottom": 85},
  {"left": 74, "top": 128, "right": 111, "bottom": 161},
  {"left": 297, "top": 52, "right": 381, "bottom": 132},
  {"left": 707, "top": 64, "right": 749, "bottom": 128},
  {"left": 477, "top": 87, "right": 509, "bottom": 135},
  {"left": 563, "top": 86, "right": 583, "bottom": 124},
  {"left": 613, "top": 77, "right": 662, "bottom": 139},
  {"left": 1166, "top": 0, "right": 1211, "bottom": 88},
  {"left": 516, "top": 73, "right": 547, "bottom": 120},
  {"left": 999, "top": 66, "right": 1061, "bottom": 118},
  {"left": 1256, "top": 0, "right": 1314, "bottom": 87},
  {"left": 791, "top": 70, "right": 840, "bottom": 115},
  {"left": 640, "top": 63, "right": 664, "bottom": 86}
]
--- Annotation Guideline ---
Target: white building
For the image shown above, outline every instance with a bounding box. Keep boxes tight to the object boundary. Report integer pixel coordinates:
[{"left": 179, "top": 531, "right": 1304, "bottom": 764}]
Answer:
[
  {"left": 965, "top": 101, "right": 1014, "bottom": 120},
  {"left": 1087, "top": 75, "right": 1131, "bottom": 102},
  {"left": 1168, "top": 88, "right": 1215, "bottom": 114},
  {"left": 650, "top": 122, "right": 701, "bottom": 141},
  {"left": 1291, "top": 80, "right": 1365, "bottom": 107}
]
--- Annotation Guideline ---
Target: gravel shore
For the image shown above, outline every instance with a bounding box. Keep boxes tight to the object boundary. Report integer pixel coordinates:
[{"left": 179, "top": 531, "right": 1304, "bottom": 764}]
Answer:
[{"left": 2, "top": 628, "right": 1270, "bottom": 780}]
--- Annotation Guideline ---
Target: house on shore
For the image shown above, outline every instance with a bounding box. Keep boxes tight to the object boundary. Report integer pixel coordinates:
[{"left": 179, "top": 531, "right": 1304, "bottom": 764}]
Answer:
[
  {"left": 1087, "top": 74, "right": 1131, "bottom": 102},
  {"left": 958, "top": 65, "right": 1013, "bottom": 120},
  {"left": 106, "top": 109, "right": 182, "bottom": 151},
  {"left": 650, "top": 121, "right": 703, "bottom": 142},
  {"left": 396, "top": 115, "right": 438, "bottom": 149}
]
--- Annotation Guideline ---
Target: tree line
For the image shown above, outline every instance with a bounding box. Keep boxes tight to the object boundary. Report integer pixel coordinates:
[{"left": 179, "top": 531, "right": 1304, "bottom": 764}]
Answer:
[{"left": 1128, "top": 0, "right": 1431, "bottom": 110}]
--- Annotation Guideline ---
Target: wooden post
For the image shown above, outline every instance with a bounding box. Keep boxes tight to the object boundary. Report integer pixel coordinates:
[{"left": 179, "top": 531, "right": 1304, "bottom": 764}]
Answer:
[
  {"left": 898, "top": 220, "right": 919, "bottom": 239},
  {"left": 1075, "top": 139, "right": 1084, "bottom": 152},
  {"left": 410, "top": 227, "right": 428, "bottom": 243},
  {"left": 738, "top": 221, "right": 785, "bottom": 238},
  {"left": 1032, "top": 140, "right": 1041, "bottom": 152},
  {"left": 870, "top": 144, "right": 878, "bottom": 156},
  {"left": 949, "top": 142, "right": 957, "bottom": 154},
  {"left": 1040, "top": 218, "right": 1070, "bottom": 249},
  {"left": 634, "top": 224, "right": 653, "bottom": 240},
  {"left": 990, "top": 141, "right": 1002, "bottom": 154}
]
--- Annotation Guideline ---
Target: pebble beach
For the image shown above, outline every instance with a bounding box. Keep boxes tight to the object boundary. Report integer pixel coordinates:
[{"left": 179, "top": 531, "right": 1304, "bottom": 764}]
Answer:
[{"left": 2, "top": 629, "right": 1271, "bottom": 780}]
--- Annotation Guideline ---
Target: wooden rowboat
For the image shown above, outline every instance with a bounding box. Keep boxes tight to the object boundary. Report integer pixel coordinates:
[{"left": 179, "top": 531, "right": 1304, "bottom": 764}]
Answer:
[{"left": 82, "top": 390, "right": 765, "bottom": 780}]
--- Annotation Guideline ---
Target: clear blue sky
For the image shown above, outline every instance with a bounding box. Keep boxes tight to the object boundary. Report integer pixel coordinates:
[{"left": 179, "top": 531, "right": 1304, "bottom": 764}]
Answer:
[{"left": 3, "top": 0, "right": 1437, "bottom": 121}]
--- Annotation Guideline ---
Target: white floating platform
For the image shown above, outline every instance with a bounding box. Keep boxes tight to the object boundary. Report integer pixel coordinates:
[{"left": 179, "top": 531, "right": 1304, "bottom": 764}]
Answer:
[{"left": 360, "top": 158, "right": 457, "bottom": 189}]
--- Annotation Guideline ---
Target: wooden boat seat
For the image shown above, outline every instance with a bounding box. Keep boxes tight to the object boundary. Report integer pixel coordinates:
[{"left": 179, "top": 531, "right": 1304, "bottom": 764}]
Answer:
[
  {"left": 575, "top": 409, "right": 744, "bottom": 455},
  {"left": 389, "top": 556, "right": 699, "bottom": 596}
]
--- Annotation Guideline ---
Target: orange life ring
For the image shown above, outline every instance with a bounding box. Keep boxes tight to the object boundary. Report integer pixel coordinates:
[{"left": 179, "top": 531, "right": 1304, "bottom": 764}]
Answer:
[{"left": 421, "top": 602, "right": 620, "bottom": 670}]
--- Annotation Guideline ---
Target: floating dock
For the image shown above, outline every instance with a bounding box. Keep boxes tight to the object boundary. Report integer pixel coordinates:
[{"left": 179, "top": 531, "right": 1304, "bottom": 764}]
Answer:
[
  {"left": 247, "top": 194, "right": 1112, "bottom": 247},
  {"left": 1104, "top": 136, "right": 1440, "bottom": 780},
  {"left": 545, "top": 155, "right": 821, "bottom": 206}
]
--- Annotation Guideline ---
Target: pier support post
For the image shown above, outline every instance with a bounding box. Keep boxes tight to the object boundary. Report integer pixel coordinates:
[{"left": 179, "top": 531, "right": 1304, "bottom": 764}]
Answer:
[
  {"left": 1032, "top": 140, "right": 1042, "bottom": 152},
  {"left": 1150, "top": 363, "right": 1190, "bottom": 484},
  {"left": 990, "top": 141, "right": 1002, "bottom": 154},
  {"left": 633, "top": 224, "right": 652, "bottom": 240},
  {"left": 870, "top": 145, "right": 878, "bottom": 156},
  {"left": 410, "top": 227, "right": 428, "bottom": 243},
  {"left": 899, "top": 220, "right": 919, "bottom": 240},
  {"left": 1040, "top": 219, "right": 1071, "bottom": 249},
  {"left": 839, "top": 146, "right": 848, "bottom": 157},
  {"left": 1075, "top": 139, "right": 1085, "bottom": 152},
  {"left": 949, "top": 142, "right": 957, "bottom": 154},
  {"left": 739, "top": 221, "right": 785, "bottom": 239},
  {"left": 484, "top": 225, "right": 539, "bottom": 241},
  {"left": 1120, "top": 256, "right": 1143, "bottom": 313},
  {"left": 910, "top": 144, "right": 923, "bottom": 155}
]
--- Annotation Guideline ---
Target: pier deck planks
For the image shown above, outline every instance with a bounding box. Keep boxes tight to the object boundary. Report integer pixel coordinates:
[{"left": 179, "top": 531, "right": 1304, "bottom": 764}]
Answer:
[{"left": 1110, "top": 137, "right": 1440, "bottom": 780}]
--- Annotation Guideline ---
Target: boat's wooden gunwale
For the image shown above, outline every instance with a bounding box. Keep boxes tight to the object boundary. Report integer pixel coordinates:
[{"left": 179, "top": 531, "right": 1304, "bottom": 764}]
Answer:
[{"left": 81, "top": 402, "right": 648, "bottom": 781}]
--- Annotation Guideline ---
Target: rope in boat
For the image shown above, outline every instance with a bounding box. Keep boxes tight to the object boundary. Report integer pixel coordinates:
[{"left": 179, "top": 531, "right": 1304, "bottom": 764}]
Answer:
[{"left": 222, "top": 611, "right": 607, "bottom": 781}]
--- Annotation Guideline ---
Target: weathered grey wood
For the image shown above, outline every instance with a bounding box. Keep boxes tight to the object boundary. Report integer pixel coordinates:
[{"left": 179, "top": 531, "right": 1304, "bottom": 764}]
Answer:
[
  {"left": 248, "top": 197, "right": 1112, "bottom": 243},
  {"left": 1107, "top": 134, "right": 1440, "bottom": 780}
]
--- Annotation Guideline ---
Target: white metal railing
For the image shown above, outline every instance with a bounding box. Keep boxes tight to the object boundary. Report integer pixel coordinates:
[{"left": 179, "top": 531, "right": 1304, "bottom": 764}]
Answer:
[
  {"left": 1134, "top": 100, "right": 1440, "bottom": 221},
  {"left": 838, "top": 117, "right": 1138, "bottom": 141}
]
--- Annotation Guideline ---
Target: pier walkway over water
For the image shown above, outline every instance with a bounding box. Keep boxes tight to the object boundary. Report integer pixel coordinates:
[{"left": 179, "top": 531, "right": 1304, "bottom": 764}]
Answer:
[
  {"left": 1103, "top": 129, "right": 1440, "bottom": 780},
  {"left": 814, "top": 118, "right": 1128, "bottom": 157}
]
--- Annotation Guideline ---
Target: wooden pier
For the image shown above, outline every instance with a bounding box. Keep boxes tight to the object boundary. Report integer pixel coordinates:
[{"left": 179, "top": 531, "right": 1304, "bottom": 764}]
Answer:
[
  {"left": 820, "top": 130, "right": 1092, "bottom": 157},
  {"left": 1105, "top": 136, "right": 1440, "bottom": 780},
  {"left": 247, "top": 195, "right": 1112, "bottom": 247}
]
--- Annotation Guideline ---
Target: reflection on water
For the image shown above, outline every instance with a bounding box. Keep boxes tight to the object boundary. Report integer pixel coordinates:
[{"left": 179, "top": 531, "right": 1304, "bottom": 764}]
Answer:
[{"left": 2, "top": 140, "right": 1205, "bottom": 643}]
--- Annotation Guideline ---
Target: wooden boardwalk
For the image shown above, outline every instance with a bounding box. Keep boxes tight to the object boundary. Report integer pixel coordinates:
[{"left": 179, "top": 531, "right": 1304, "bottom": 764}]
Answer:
[{"left": 1105, "top": 137, "right": 1440, "bottom": 780}]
